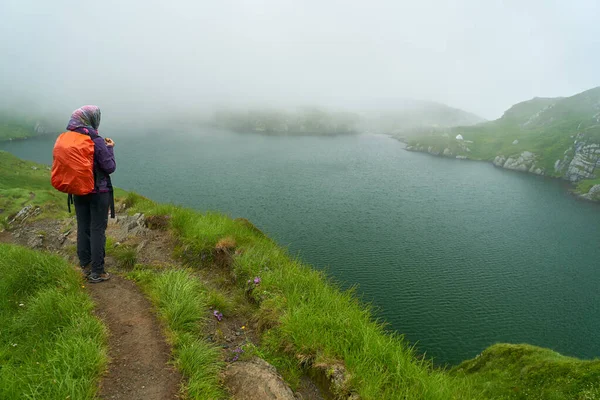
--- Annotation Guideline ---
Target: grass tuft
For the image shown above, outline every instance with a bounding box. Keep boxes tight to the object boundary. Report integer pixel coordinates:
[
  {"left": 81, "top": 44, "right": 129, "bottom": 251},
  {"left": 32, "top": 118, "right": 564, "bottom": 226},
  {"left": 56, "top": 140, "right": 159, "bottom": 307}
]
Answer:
[
  {"left": 129, "top": 269, "right": 226, "bottom": 399},
  {"left": 0, "top": 243, "right": 107, "bottom": 400}
]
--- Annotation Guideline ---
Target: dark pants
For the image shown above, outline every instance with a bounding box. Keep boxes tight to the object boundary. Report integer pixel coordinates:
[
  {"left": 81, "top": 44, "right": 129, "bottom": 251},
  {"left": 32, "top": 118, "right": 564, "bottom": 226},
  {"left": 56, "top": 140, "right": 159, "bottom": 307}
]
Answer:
[{"left": 74, "top": 192, "right": 109, "bottom": 274}]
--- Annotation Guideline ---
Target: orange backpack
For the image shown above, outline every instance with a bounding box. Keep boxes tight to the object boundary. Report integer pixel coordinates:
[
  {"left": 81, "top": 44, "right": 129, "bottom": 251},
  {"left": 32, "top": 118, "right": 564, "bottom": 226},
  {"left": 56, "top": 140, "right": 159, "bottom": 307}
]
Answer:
[{"left": 51, "top": 131, "right": 96, "bottom": 195}]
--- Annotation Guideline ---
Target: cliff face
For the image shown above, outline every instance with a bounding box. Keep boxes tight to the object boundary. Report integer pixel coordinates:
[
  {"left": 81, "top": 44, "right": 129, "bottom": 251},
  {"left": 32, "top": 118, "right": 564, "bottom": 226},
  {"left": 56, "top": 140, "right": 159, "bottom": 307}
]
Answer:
[{"left": 492, "top": 136, "right": 600, "bottom": 183}]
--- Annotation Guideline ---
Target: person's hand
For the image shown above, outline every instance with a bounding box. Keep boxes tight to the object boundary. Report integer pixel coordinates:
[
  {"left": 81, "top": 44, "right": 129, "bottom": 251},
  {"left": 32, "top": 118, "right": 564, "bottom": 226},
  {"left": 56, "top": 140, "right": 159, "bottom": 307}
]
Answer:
[{"left": 105, "top": 138, "right": 115, "bottom": 148}]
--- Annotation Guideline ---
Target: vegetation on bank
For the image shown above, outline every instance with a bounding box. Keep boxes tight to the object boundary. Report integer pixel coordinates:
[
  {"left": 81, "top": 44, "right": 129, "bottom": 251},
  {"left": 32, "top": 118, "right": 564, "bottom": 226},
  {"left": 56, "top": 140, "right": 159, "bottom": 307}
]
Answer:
[
  {"left": 213, "top": 101, "right": 485, "bottom": 137},
  {"left": 123, "top": 192, "right": 481, "bottom": 399},
  {"left": 0, "top": 111, "right": 36, "bottom": 140},
  {"left": 0, "top": 243, "right": 107, "bottom": 399},
  {"left": 0, "top": 110, "right": 62, "bottom": 141},
  {"left": 453, "top": 344, "right": 600, "bottom": 400},
  {"left": 0, "top": 151, "right": 67, "bottom": 226},
  {"left": 406, "top": 87, "right": 600, "bottom": 195},
  {"left": 213, "top": 108, "right": 361, "bottom": 136}
]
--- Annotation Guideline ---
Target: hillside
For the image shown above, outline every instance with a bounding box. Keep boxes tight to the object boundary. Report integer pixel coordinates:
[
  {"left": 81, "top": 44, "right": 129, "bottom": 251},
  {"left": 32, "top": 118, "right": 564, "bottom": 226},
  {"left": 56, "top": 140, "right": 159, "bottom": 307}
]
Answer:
[
  {"left": 361, "top": 99, "right": 485, "bottom": 136},
  {"left": 2, "top": 149, "right": 600, "bottom": 399},
  {"left": 406, "top": 86, "right": 600, "bottom": 201},
  {"left": 213, "top": 101, "right": 485, "bottom": 137},
  {"left": 213, "top": 108, "right": 361, "bottom": 136}
]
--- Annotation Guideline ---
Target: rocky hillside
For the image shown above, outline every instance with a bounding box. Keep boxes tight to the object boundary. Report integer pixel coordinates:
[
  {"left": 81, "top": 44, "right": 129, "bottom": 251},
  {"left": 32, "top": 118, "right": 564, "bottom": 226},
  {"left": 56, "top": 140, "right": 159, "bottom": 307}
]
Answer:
[{"left": 406, "top": 86, "right": 600, "bottom": 201}]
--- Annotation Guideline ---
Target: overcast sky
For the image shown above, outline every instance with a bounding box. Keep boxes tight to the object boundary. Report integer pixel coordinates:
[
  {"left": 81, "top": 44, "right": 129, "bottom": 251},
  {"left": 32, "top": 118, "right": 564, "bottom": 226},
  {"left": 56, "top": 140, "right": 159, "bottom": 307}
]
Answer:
[{"left": 1, "top": 0, "right": 598, "bottom": 120}]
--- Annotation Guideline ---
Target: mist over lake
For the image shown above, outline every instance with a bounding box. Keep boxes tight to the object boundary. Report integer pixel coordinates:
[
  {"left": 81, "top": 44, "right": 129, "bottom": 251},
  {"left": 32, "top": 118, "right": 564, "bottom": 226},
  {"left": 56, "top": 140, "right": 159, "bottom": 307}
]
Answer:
[{"left": 3, "top": 129, "right": 599, "bottom": 365}]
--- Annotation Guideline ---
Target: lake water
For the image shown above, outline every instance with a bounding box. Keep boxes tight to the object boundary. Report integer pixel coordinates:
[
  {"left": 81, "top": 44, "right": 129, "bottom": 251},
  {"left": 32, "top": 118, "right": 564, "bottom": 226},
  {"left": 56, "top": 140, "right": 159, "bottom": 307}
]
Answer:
[{"left": 2, "top": 129, "right": 599, "bottom": 366}]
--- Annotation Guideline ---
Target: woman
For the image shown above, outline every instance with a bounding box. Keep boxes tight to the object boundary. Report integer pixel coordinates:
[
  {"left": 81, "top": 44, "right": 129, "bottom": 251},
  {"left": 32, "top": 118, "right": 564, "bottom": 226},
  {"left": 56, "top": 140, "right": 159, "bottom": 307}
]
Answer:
[{"left": 67, "top": 106, "right": 116, "bottom": 283}]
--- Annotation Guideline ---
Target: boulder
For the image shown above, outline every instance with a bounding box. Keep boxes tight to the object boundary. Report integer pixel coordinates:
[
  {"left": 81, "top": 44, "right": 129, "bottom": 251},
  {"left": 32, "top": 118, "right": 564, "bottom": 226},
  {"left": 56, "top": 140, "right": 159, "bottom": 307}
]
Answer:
[
  {"left": 223, "top": 358, "right": 295, "bottom": 400},
  {"left": 426, "top": 146, "right": 440, "bottom": 156},
  {"left": 512, "top": 139, "right": 519, "bottom": 145},
  {"left": 493, "top": 155, "right": 506, "bottom": 167},
  {"left": 503, "top": 151, "right": 536, "bottom": 172},
  {"left": 443, "top": 148, "right": 452, "bottom": 157},
  {"left": 581, "top": 184, "right": 600, "bottom": 201}
]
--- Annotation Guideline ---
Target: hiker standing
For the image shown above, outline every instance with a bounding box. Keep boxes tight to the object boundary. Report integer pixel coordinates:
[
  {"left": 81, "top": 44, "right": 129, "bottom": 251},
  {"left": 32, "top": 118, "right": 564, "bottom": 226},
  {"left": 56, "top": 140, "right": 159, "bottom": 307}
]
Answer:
[{"left": 51, "top": 105, "right": 116, "bottom": 283}]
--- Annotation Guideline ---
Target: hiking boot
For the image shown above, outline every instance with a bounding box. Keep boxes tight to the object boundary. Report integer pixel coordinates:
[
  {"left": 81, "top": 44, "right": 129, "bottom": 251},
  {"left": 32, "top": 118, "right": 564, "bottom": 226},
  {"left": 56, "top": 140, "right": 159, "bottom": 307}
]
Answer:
[
  {"left": 81, "top": 263, "right": 92, "bottom": 277},
  {"left": 88, "top": 272, "right": 111, "bottom": 283}
]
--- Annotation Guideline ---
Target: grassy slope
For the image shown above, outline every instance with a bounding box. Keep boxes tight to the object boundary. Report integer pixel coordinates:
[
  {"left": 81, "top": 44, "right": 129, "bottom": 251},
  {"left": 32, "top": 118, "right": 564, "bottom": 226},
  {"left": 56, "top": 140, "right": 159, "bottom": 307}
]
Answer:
[
  {"left": 453, "top": 344, "right": 600, "bottom": 400},
  {"left": 0, "top": 111, "right": 40, "bottom": 140},
  {"left": 123, "top": 191, "right": 600, "bottom": 399},
  {"left": 123, "top": 192, "right": 479, "bottom": 399},
  {"left": 0, "top": 150, "right": 68, "bottom": 224},
  {"left": 408, "top": 87, "right": 600, "bottom": 193},
  {"left": 0, "top": 243, "right": 107, "bottom": 399}
]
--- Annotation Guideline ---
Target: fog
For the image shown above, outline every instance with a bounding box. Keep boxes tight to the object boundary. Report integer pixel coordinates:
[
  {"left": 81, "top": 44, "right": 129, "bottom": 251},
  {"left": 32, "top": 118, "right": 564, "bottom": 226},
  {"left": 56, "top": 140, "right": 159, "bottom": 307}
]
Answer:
[{"left": 1, "top": 0, "right": 598, "bottom": 124}]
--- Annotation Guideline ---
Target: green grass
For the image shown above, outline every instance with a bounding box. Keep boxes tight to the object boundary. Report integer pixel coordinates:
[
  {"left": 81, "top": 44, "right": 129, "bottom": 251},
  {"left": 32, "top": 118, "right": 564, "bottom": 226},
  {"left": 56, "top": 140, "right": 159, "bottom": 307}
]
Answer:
[
  {"left": 0, "top": 112, "right": 36, "bottom": 141},
  {"left": 125, "top": 195, "right": 600, "bottom": 399},
  {"left": 4, "top": 149, "right": 598, "bottom": 399},
  {"left": 0, "top": 243, "right": 107, "bottom": 399},
  {"left": 407, "top": 87, "right": 600, "bottom": 181},
  {"left": 129, "top": 268, "right": 226, "bottom": 399},
  {"left": 126, "top": 196, "right": 481, "bottom": 399},
  {"left": 0, "top": 151, "right": 67, "bottom": 223},
  {"left": 575, "top": 177, "right": 600, "bottom": 195},
  {"left": 452, "top": 344, "right": 600, "bottom": 400},
  {"left": 112, "top": 244, "right": 138, "bottom": 269}
]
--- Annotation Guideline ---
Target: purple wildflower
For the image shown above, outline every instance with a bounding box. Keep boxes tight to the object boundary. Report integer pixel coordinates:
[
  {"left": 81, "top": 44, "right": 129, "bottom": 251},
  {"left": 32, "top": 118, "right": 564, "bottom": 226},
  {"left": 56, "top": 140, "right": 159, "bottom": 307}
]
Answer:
[
  {"left": 230, "top": 347, "right": 244, "bottom": 362},
  {"left": 253, "top": 277, "right": 261, "bottom": 285},
  {"left": 213, "top": 310, "right": 223, "bottom": 321}
]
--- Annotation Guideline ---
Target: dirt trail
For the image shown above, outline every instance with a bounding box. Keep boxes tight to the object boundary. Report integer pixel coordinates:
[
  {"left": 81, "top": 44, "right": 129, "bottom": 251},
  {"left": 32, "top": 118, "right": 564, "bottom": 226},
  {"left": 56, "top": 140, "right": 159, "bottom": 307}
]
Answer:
[
  {"left": 3, "top": 210, "right": 329, "bottom": 400},
  {"left": 88, "top": 275, "right": 182, "bottom": 400}
]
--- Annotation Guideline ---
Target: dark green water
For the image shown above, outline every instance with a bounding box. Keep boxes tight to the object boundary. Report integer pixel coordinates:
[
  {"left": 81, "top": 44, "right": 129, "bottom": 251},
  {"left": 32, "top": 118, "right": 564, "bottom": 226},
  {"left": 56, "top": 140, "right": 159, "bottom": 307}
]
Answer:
[{"left": 2, "top": 130, "right": 599, "bottom": 366}]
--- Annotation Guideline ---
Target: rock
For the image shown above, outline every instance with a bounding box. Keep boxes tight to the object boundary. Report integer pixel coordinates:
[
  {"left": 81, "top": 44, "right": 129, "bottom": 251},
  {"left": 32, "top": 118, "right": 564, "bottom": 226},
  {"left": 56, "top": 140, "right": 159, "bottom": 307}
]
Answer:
[
  {"left": 27, "top": 234, "right": 43, "bottom": 249},
  {"left": 31, "top": 166, "right": 38, "bottom": 170},
  {"left": 581, "top": 184, "right": 600, "bottom": 201},
  {"left": 427, "top": 146, "right": 440, "bottom": 156},
  {"left": 9, "top": 205, "right": 41, "bottom": 225},
  {"left": 456, "top": 134, "right": 464, "bottom": 140},
  {"left": 223, "top": 358, "right": 296, "bottom": 400},
  {"left": 554, "top": 159, "right": 562, "bottom": 172},
  {"left": 137, "top": 240, "right": 147, "bottom": 253},
  {"left": 443, "top": 148, "right": 452, "bottom": 157},
  {"left": 456, "top": 155, "right": 467, "bottom": 160},
  {"left": 512, "top": 139, "right": 519, "bottom": 145},
  {"left": 493, "top": 155, "right": 506, "bottom": 167},
  {"left": 564, "top": 143, "right": 600, "bottom": 182},
  {"left": 127, "top": 220, "right": 139, "bottom": 231},
  {"left": 502, "top": 151, "right": 536, "bottom": 172}
]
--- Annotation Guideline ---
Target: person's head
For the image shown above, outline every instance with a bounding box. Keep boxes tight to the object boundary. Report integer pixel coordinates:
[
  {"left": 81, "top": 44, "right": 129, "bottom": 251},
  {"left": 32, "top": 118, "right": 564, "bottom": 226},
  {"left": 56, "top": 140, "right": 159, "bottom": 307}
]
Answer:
[{"left": 67, "top": 105, "right": 101, "bottom": 134}]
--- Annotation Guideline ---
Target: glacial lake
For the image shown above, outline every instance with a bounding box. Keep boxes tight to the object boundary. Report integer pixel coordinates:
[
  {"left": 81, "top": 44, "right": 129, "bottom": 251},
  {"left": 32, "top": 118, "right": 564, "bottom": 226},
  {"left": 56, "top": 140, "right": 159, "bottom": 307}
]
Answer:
[{"left": 2, "top": 129, "right": 599, "bottom": 366}]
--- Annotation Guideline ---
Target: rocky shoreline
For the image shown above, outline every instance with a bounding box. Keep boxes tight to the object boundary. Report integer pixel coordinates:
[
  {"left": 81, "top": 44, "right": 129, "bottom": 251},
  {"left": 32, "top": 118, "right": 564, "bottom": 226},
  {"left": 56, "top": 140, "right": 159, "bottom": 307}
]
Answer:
[{"left": 405, "top": 136, "right": 600, "bottom": 203}]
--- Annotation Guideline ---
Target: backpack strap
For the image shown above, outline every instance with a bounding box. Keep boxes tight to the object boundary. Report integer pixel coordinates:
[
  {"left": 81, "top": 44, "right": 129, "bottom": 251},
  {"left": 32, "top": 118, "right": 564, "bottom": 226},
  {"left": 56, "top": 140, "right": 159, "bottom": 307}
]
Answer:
[
  {"left": 67, "top": 194, "right": 74, "bottom": 213},
  {"left": 109, "top": 190, "right": 115, "bottom": 219}
]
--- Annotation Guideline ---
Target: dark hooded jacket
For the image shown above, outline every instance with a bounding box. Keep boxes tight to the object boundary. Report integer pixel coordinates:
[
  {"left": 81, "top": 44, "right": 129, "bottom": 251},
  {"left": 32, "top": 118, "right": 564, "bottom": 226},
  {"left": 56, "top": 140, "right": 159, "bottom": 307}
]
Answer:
[{"left": 66, "top": 106, "right": 116, "bottom": 192}]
